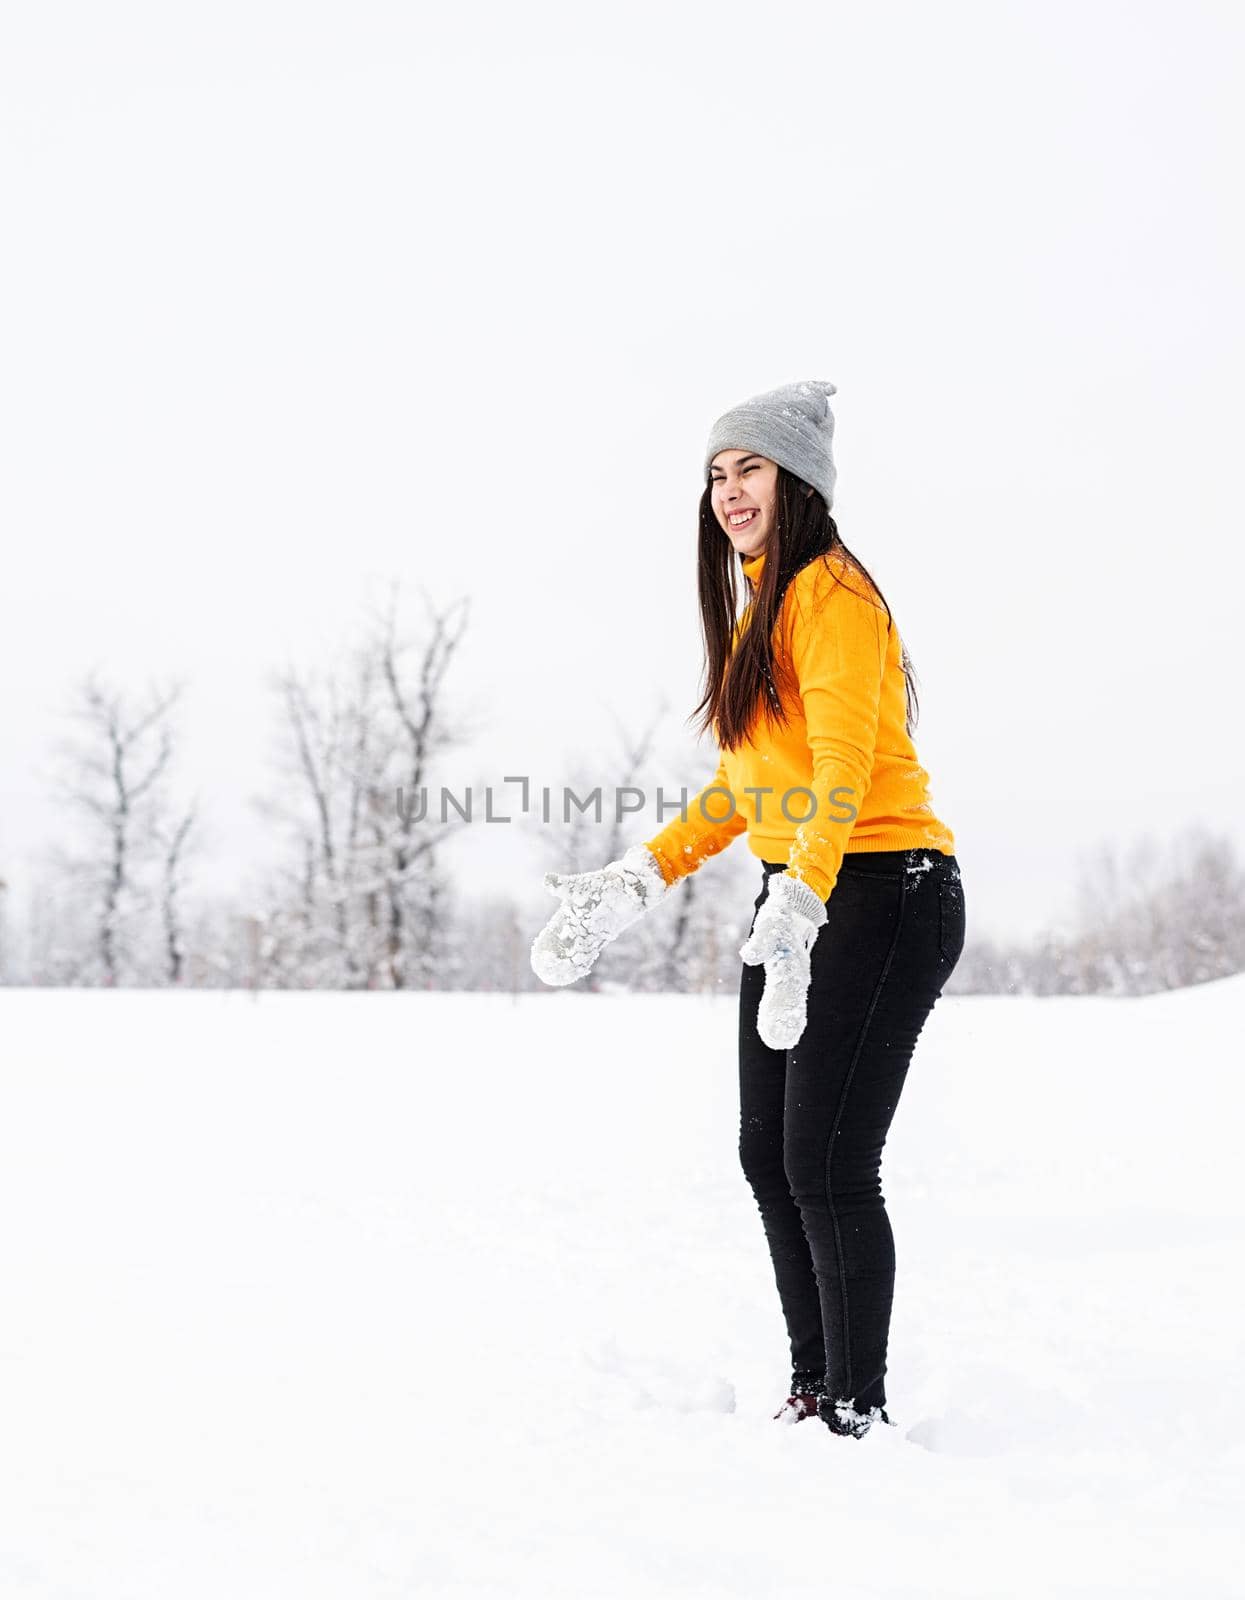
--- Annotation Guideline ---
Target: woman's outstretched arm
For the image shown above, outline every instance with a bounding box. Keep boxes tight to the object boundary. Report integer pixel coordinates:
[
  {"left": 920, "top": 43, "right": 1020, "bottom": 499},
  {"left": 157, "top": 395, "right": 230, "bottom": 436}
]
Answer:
[{"left": 643, "top": 750, "right": 748, "bottom": 888}]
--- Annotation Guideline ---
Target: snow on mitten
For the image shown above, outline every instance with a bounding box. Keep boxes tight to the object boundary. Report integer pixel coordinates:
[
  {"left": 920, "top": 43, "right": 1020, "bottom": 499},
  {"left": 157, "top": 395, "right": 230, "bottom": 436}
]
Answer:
[
  {"left": 739, "top": 872, "right": 827, "bottom": 1049},
  {"left": 530, "top": 844, "right": 670, "bottom": 987}
]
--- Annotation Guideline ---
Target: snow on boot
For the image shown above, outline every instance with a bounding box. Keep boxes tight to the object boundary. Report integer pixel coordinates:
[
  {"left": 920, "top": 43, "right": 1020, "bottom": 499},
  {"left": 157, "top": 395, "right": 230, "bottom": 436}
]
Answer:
[
  {"left": 817, "top": 1396, "right": 894, "bottom": 1438},
  {"left": 773, "top": 1391, "right": 823, "bottom": 1424}
]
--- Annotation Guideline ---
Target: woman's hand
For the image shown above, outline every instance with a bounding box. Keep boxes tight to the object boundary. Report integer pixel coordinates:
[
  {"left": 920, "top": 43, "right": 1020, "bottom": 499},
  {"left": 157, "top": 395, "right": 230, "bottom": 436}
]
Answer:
[
  {"left": 739, "top": 872, "right": 828, "bottom": 1049},
  {"left": 530, "top": 844, "right": 670, "bottom": 986}
]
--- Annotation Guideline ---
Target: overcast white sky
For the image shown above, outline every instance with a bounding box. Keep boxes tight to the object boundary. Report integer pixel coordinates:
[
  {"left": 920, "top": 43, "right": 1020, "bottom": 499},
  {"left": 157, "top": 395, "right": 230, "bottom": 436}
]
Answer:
[{"left": 3, "top": 0, "right": 1243, "bottom": 949}]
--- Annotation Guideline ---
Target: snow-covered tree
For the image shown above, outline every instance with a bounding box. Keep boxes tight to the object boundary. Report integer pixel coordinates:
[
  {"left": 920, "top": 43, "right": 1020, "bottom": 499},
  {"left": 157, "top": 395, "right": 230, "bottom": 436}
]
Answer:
[
  {"left": 32, "top": 674, "right": 196, "bottom": 986},
  {"left": 250, "top": 583, "right": 475, "bottom": 989}
]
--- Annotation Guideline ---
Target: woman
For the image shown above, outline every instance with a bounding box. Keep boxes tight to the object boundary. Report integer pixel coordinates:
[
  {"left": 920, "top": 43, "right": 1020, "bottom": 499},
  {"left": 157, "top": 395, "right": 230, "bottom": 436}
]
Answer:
[{"left": 530, "top": 379, "right": 965, "bottom": 1440}]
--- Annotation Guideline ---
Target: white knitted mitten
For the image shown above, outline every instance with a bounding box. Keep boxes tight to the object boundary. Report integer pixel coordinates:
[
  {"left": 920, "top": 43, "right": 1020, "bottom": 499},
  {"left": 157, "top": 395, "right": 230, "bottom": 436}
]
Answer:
[
  {"left": 739, "top": 872, "right": 828, "bottom": 1049},
  {"left": 530, "top": 844, "right": 670, "bottom": 987}
]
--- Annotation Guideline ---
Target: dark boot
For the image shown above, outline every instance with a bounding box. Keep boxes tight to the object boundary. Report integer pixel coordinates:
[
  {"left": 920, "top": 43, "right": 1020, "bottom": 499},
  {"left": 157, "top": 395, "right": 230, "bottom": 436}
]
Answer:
[{"left": 817, "top": 1395, "right": 894, "bottom": 1438}]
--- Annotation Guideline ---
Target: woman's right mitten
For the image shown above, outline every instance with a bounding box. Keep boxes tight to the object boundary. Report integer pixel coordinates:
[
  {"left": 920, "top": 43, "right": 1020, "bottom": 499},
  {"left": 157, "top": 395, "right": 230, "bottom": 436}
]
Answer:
[
  {"left": 530, "top": 844, "right": 670, "bottom": 986},
  {"left": 739, "top": 871, "right": 827, "bottom": 1049}
]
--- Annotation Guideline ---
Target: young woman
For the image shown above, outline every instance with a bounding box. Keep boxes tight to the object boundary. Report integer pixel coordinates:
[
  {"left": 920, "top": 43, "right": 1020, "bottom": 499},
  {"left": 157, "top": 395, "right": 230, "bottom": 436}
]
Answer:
[{"left": 531, "top": 379, "right": 965, "bottom": 1440}]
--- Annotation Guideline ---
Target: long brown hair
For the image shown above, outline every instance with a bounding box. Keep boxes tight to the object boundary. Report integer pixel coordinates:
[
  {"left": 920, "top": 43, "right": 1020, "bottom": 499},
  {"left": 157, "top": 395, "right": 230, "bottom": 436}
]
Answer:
[{"left": 691, "top": 465, "right": 919, "bottom": 749}]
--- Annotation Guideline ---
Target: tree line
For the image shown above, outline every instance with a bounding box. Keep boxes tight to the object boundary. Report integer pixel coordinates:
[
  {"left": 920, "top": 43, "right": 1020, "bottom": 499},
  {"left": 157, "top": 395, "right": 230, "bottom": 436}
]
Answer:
[{"left": 3, "top": 585, "right": 1242, "bottom": 997}]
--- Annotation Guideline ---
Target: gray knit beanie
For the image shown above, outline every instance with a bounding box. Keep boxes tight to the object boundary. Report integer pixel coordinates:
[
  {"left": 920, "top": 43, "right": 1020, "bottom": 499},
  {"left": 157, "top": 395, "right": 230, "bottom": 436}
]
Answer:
[{"left": 703, "top": 379, "right": 838, "bottom": 511}]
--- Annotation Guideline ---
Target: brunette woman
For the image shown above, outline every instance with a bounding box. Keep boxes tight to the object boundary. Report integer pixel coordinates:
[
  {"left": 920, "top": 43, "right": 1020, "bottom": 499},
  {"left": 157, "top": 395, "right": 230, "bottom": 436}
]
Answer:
[{"left": 531, "top": 379, "right": 965, "bottom": 1439}]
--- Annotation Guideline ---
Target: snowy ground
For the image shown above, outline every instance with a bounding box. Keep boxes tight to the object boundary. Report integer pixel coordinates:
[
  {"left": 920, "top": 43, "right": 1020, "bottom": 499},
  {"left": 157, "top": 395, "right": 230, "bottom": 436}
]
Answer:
[{"left": 1, "top": 979, "right": 1243, "bottom": 1598}]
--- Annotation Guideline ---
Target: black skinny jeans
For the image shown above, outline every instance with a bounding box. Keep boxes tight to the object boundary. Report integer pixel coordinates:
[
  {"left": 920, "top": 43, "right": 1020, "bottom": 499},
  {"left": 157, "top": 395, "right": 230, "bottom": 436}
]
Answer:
[{"left": 738, "top": 848, "right": 966, "bottom": 1414}]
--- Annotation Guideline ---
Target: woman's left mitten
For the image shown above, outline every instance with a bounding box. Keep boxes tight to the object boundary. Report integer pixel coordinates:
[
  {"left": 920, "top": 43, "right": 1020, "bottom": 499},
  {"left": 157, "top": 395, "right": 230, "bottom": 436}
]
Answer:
[
  {"left": 530, "top": 844, "right": 669, "bottom": 986},
  {"left": 739, "top": 873, "right": 827, "bottom": 1049}
]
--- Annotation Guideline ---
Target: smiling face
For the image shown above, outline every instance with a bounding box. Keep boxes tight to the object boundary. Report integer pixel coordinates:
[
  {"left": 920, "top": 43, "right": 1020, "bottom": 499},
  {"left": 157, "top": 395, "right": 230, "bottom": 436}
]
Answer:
[{"left": 708, "top": 450, "right": 778, "bottom": 558}]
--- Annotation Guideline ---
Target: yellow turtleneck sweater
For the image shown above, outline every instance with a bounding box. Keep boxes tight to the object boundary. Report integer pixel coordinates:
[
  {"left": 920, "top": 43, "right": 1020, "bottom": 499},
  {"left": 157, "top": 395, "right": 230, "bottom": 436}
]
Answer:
[{"left": 643, "top": 544, "right": 956, "bottom": 902}]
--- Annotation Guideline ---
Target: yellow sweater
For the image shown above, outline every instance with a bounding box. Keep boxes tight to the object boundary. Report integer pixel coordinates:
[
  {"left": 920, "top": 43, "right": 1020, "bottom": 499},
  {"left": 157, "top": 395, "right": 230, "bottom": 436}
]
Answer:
[{"left": 644, "top": 545, "right": 956, "bottom": 902}]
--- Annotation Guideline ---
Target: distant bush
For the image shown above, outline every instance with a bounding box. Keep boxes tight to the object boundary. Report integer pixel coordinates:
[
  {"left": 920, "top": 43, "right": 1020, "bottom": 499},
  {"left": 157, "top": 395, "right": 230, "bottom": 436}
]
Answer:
[{"left": 949, "top": 825, "right": 1245, "bottom": 996}]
